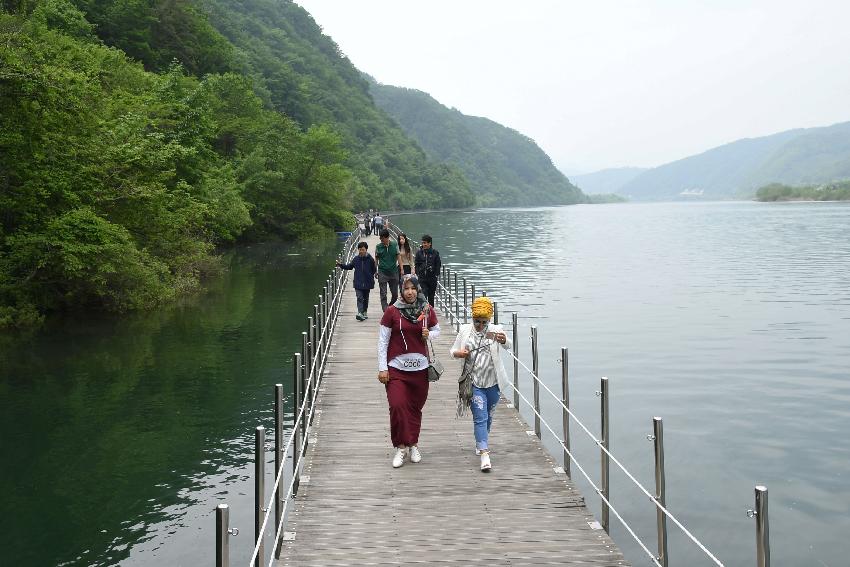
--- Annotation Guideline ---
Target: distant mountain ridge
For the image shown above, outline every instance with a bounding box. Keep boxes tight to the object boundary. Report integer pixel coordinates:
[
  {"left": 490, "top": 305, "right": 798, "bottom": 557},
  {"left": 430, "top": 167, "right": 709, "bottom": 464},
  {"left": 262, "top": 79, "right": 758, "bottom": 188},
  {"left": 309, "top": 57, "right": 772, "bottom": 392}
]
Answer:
[
  {"left": 570, "top": 167, "right": 647, "bottom": 194},
  {"left": 585, "top": 121, "right": 850, "bottom": 200},
  {"left": 368, "top": 81, "right": 586, "bottom": 207}
]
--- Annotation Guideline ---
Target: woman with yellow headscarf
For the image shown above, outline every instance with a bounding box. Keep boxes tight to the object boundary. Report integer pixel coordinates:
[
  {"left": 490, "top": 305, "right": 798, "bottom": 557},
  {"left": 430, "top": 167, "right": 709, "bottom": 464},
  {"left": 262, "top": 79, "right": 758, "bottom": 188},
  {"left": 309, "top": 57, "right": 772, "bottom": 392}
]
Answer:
[{"left": 449, "top": 296, "right": 512, "bottom": 472}]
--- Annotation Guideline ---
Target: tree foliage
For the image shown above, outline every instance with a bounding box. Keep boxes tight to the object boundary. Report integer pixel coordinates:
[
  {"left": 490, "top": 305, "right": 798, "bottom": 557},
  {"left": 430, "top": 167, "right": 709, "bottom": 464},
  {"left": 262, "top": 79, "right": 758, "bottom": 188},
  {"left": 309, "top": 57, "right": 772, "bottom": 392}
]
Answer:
[
  {"left": 0, "top": 3, "right": 357, "bottom": 327},
  {"left": 198, "top": 0, "right": 475, "bottom": 211},
  {"left": 755, "top": 181, "right": 850, "bottom": 202}
]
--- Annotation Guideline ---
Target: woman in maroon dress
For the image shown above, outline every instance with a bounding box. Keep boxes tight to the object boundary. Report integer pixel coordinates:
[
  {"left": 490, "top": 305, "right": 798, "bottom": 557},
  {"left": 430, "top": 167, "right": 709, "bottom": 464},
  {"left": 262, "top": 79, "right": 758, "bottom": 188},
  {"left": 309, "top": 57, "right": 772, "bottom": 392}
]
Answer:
[{"left": 377, "top": 275, "right": 441, "bottom": 468}]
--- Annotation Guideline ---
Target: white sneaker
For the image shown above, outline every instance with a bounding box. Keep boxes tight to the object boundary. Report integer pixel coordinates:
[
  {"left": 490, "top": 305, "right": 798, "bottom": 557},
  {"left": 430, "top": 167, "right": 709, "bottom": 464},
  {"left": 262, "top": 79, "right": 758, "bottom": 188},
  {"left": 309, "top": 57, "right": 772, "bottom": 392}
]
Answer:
[
  {"left": 392, "top": 447, "right": 408, "bottom": 468},
  {"left": 409, "top": 446, "right": 422, "bottom": 463},
  {"left": 475, "top": 448, "right": 481, "bottom": 456},
  {"left": 480, "top": 452, "right": 492, "bottom": 472}
]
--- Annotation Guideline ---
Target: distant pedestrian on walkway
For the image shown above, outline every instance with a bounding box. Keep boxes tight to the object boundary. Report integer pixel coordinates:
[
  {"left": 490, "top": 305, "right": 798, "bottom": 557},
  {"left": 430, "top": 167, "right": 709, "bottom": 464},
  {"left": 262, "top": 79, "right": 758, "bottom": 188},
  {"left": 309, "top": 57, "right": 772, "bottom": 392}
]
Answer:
[
  {"left": 363, "top": 214, "right": 371, "bottom": 236},
  {"left": 414, "top": 234, "right": 442, "bottom": 307},
  {"left": 336, "top": 241, "right": 377, "bottom": 321},
  {"left": 372, "top": 212, "right": 384, "bottom": 234},
  {"left": 375, "top": 228, "right": 401, "bottom": 311},
  {"left": 378, "top": 275, "right": 441, "bottom": 468},
  {"left": 397, "top": 233, "right": 414, "bottom": 277},
  {"left": 450, "top": 296, "right": 511, "bottom": 472}
]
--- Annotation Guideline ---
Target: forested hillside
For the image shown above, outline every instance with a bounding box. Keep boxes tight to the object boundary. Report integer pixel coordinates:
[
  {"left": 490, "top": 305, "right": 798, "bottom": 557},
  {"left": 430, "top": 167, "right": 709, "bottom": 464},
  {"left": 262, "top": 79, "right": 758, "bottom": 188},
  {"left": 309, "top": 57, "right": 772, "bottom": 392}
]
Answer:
[
  {"left": 0, "top": 0, "right": 473, "bottom": 328},
  {"left": 617, "top": 121, "right": 850, "bottom": 200},
  {"left": 743, "top": 121, "right": 850, "bottom": 188},
  {"left": 369, "top": 82, "right": 586, "bottom": 206},
  {"left": 199, "top": 0, "right": 473, "bottom": 211}
]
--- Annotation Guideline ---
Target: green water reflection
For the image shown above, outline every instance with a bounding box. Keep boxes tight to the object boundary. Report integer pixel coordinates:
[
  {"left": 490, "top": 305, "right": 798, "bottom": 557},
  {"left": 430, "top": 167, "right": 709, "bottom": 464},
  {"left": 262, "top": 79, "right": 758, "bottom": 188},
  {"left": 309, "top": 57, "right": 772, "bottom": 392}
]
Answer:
[{"left": 0, "top": 240, "right": 340, "bottom": 566}]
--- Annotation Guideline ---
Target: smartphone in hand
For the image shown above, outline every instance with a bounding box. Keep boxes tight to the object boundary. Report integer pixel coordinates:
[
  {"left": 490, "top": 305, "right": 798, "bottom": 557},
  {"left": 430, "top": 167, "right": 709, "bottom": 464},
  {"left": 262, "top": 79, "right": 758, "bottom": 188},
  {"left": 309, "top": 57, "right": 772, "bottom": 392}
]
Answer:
[{"left": 485, "top": 331, "right": 496, "bottom": 340}]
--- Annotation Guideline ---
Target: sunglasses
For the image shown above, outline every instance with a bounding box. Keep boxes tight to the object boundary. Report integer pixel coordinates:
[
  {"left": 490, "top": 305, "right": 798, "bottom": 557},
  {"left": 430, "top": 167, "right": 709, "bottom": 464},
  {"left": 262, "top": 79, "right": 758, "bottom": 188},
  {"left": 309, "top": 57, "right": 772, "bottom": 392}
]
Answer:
[{"left": 473, "top": 319, "right": 489, "bottom": 326}]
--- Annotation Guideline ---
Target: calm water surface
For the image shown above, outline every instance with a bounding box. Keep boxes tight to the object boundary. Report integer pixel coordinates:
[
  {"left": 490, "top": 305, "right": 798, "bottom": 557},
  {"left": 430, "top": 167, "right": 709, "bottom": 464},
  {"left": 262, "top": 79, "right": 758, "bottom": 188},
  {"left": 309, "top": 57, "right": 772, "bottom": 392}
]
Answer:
[
  {"left": 0, "top": 240, "right": 340, "bottom": 566},
  {"left": 396, "top": 201, "right": 850, "bottom": 567},
  {"left": 2, "top": 202, "right": 849, "bottom": 566}
]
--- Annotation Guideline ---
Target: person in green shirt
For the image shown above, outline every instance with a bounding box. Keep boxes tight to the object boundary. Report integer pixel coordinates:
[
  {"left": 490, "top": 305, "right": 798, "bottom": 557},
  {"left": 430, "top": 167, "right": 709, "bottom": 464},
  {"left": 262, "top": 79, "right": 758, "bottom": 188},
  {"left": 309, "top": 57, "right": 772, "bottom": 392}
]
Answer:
[{"left": 375, "top": 229, "right": 402, "bottom": 311}]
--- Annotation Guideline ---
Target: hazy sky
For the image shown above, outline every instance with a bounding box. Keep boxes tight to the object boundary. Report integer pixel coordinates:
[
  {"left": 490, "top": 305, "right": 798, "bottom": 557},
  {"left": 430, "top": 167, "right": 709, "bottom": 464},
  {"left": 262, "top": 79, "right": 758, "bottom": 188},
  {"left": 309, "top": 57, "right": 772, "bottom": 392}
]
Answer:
[{"left": 296, "top": 0, "right": 850, "bottom": 174}]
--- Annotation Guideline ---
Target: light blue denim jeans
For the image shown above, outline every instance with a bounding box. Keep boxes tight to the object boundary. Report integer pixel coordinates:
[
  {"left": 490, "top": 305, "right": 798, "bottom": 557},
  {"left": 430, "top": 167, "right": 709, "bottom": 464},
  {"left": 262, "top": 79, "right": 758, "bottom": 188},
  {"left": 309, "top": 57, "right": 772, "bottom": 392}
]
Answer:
[{"left": 471, "top": 384, "right": 500, "bottom": 451}]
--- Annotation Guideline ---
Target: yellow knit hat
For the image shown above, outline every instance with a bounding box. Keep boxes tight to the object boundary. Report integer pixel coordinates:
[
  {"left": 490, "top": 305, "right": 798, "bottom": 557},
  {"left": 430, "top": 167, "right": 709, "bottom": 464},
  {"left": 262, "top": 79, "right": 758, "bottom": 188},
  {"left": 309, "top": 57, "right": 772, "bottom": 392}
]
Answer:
[{"left": 471, "top": 296, "right": 494, "bottom": 320}]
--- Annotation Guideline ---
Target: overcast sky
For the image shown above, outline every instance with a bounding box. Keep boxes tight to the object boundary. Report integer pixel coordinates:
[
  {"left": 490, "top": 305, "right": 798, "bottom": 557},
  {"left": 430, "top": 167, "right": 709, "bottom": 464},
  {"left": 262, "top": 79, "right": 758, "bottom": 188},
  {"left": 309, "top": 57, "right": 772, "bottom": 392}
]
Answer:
[{"left": 296, "top": 0, "right": 850, "bottom": 174}]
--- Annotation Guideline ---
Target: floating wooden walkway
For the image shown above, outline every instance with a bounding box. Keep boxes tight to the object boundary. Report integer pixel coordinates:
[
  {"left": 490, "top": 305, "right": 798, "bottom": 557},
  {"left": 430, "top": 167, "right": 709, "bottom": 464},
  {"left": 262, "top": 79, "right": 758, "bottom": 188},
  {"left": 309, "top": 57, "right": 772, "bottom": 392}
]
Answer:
[{"left": 277, "top": 234, "right": 629, "bottom": 566}]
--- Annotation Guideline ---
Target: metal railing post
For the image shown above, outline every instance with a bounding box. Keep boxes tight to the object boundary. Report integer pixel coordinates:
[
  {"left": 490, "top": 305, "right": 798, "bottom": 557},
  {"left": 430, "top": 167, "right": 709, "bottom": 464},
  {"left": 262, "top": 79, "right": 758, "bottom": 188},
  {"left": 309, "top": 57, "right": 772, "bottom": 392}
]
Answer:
[
  {"left": 216, "top": 503, "right": 230, "bottom": 567},
  {"left": 471, "top": 283, "right": 476, "bottom": 302},
  {"left": 313, "top": 305, "right": 321, "bottom": 378},
  {"left": 444, "top": 268, "right": 449, "bottom": 314},
  {"left": 454, "top": 273, "right": 460, "bottom": 331},
  {"left": 292, "top": 353, "right": 301, "bottom": 496},
  {"left": 310, "top": 311, "right": 317, "bottom": 365},
  {"left": 320, "top": 298, "right": 326, "bottom": 346},
  {"left": 274, "top": 384, "right": 284, "bottom": 558},
  {"left": 301, "top": 332, "right": 309, "bottom": 449},
  {"left": 438, "top": 267, "right": 444, "bottom": 312},
  {"left": 652, "top": 417, "right": 668, "bottom": 567},
  {"left": 307, "top": 316, "right": 315, "bottom": 425},
  {"left": 755, "top": 486, "right": 770, "bottom": 567},
  {"left": 324, "top": 281, "right": 330, "bottom": 316},
  {"left": 463, "top": 278, "right": 468, "bottom": 323},
  {"left": 561, "top": 347, "right": 570, "bottom": 476},
  {"left": 600, "top": 376, "right": 610, "bottom": 533},
  {"left": 531, "top": 326, "right": 540, "bottom": 438},
  {"left": 493, "top": 301, "right": 499, "bottom": 325},
  {"left": 254, "top": 426, "right": 265, "bottom": 567},
  {"left": 317, "top": 297, "right": 324, "bottom": 364},
  {"left": 512, "top": 313, "right": 519, "bottom": 409}
]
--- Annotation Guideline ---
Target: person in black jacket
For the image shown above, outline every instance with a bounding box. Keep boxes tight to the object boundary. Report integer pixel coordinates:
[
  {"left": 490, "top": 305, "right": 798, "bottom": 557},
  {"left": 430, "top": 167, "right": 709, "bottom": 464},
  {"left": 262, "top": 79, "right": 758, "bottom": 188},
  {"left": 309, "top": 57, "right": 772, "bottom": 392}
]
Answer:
[
  {"left": 336, "top": 242, "right": 377, "bottom": 321},
  {"left": 414, "top": 234, "right": 442, "bottom": 306}
]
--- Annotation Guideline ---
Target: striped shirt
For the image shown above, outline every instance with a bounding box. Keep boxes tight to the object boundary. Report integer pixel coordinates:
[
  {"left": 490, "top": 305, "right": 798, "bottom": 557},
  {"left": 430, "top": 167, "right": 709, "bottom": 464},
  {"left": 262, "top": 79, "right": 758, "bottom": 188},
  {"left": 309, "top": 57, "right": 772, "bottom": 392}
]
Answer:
[{"left": 464, "top": 332, "right": 498, "bottom": 388}]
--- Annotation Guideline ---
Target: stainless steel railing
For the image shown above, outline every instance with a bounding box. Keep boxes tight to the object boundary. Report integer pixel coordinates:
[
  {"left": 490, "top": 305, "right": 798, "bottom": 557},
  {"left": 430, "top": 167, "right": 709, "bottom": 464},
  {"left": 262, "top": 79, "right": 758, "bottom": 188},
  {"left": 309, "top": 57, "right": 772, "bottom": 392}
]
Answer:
[
  {"left": 427, "top": 249, "right": 771, "bottom": 567},
  {"left": 214, "top": 227, "right": 361, "bottom": 567},
  {"left": 215, "top": 221, "right": 770, "bottom": 567}
]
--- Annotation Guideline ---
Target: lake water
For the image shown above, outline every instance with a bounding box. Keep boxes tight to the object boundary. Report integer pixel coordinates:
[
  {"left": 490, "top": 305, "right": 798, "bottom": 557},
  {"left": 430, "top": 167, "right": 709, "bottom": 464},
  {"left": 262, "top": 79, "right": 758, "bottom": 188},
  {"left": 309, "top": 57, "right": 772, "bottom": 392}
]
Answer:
[
  {"left": 2, "top": 202, "right": 848, "bottom": 566},
  {"left": 395, "top": 201, "right": 850, "bottom": 567},
  {"left": 0, "top": 241, "right": 341, "bottom": 566}
]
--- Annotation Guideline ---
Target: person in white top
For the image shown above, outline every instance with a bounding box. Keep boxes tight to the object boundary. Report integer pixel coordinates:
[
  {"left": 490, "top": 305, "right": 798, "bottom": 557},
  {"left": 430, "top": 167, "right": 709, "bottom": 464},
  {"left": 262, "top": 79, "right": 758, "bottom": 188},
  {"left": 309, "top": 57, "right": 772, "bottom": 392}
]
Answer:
[{"left": 450, "top": 296, "right": 512, "bottom": 472}]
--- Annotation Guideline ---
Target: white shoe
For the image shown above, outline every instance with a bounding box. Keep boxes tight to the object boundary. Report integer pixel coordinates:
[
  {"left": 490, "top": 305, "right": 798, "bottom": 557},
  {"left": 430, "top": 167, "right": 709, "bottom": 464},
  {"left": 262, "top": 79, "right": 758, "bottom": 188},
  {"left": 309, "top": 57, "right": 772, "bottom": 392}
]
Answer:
[
  {"left": 392, "top": 447, "right": 408, "bottom": 468},
  {"left": 480, "top": 452, "right": 492, "bottom": 472},
  {"left": 475, "top": 448, "right": 481, "bottom": 456},
  {"left": 409, "top": 446, "right": 422, "bottom": 463}
]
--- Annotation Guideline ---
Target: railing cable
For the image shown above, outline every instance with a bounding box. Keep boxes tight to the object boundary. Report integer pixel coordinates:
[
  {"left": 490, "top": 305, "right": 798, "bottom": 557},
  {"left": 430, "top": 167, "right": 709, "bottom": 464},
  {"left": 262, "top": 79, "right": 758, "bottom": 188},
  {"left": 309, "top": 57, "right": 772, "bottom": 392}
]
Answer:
[
  {"left": 505, "top": 379, "right": 663, "bottom": 567},
  {"left": 503, "top": 351, "right": 724, "bottom": 566},
  {"left": 432, "top": 259, "right": 723, "bottom": 567},
  {"left": 247, "top": 231, "right": 358, "bottom": 567}
]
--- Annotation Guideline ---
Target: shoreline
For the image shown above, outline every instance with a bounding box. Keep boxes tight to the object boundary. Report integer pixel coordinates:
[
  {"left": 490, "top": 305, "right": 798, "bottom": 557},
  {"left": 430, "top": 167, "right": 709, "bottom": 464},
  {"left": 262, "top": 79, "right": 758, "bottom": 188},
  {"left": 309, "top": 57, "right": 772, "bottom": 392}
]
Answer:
[{"left": 755, "top": 198, "right": 850, "bottom": 203}]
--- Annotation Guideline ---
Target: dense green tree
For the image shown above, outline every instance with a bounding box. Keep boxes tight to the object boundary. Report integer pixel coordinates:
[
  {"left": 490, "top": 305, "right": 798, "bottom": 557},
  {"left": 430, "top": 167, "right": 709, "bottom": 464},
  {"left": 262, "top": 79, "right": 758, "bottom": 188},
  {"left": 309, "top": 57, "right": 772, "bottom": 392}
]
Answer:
[
  {"left": 755, "top": 181, "right": 850, "bottom": 201},
  {"left": 0, "top": 6, "right": 354, "bottom": 327},
  {"left": 1, "top": 0, "right": 488, "bottom": 328},
  {"left": 67, "top": 0, "right": 237, "bottom": 75}
]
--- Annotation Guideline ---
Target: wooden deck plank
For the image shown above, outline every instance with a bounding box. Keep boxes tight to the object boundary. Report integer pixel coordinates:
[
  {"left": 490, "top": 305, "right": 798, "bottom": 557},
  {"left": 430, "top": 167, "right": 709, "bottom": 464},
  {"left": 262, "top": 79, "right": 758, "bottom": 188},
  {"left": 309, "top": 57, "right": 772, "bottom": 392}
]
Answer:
[{"left": 277, "top": 235, "right": 629, "bottom": 566}]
